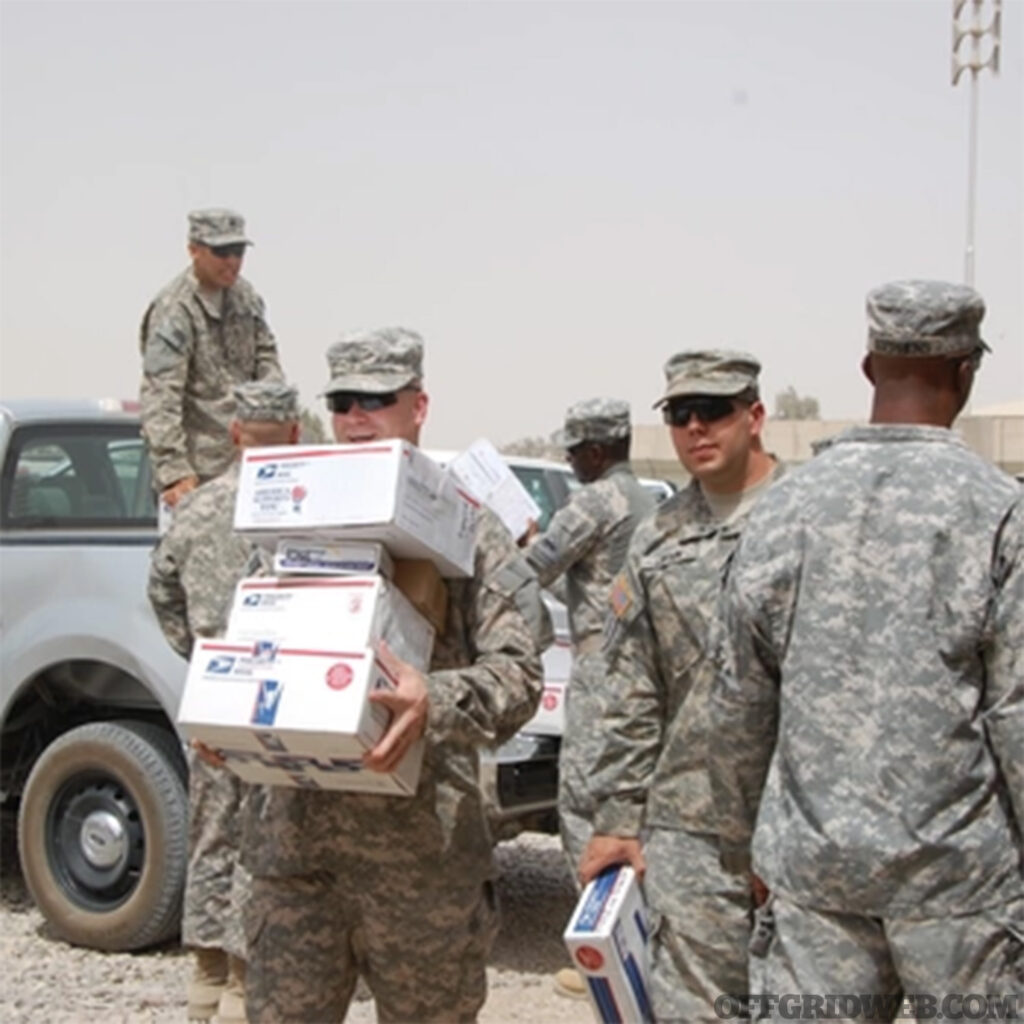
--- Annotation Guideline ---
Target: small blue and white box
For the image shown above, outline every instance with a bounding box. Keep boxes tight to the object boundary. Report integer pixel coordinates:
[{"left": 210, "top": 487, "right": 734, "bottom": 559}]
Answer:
[{"left": 563, "top": 865, "right": 653, "bottom": 1024}]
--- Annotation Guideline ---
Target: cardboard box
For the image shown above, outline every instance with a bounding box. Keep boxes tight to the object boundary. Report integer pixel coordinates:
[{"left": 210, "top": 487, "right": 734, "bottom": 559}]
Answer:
[
  {"left": 273, "top": 539, "right": 394, "bottom": 578},
  {"left": 447, "top": 438, "right": 542, "bottom": 541},
  {"left": 564, "top": 865, "right": 653, "bottom": 1024},
  {"left": 226, "top": 575, "right": 434, "bottom": 671},
  {"left": 393, "top": 559, "right": 449, "bottom": 635},
  {"left": 234, "top": 440, "right": 478, "bottom": 578},
  {"left": 523, "top": 638, "right": 571, "bottom": 736},
  {"left": 177, "top": 639, "right": 423, "bottom": 795}
]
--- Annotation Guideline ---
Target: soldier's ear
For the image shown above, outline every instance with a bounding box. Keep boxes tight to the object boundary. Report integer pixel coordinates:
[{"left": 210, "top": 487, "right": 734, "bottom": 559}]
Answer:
[
  {"left": 861, "top": 354, "right": 876, "bottom": 385},
  {"left": 230, "top": 420, "right": 243, "bottom": 448}
]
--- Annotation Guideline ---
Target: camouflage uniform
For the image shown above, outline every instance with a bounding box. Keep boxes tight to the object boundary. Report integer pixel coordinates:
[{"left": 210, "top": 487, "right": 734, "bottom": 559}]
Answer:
[
  {"left": 524, "top": 398, "right": 654, "bottom": 866},
  {"left": 590, "top": 351, "right": 782, "bottom": 1022},
  {"left": 140, "top": 209, "right": 283, "bottom": 490},
  {"left": 148, "top": 381, "right": 299, "bottom": 962},
  {"left": 240, "top": 330, "right": 548, "bottom": 1023},
  {"left": 709, "top": 281, "right": 1024, "bottom": 1004}
]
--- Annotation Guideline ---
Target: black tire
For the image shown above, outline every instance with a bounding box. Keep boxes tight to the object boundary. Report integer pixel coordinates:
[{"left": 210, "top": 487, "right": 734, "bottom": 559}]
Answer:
[{"left": 17, "top": 720, "right": 188, "bottom": 951}]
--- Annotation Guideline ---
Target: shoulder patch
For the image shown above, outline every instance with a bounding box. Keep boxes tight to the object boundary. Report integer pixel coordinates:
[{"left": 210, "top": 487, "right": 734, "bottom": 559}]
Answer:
[{"left": 609, "top": 571, "right": 635, "bottom": 619}]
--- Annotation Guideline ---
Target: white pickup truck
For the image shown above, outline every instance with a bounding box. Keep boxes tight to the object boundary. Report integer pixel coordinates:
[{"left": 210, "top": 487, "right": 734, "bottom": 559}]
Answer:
[{"left": 0, "top": 398, "right": 672, "bottom": 953}]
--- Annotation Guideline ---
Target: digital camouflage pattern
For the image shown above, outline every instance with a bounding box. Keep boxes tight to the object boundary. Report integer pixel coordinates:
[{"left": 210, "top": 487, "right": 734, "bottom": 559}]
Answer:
[
  {"left": 148, "top": 462, "right": 255, "bottom": 957},
  {"left": 655, "top": 349, "right": 761, "bottom": 406},
  {"left": 590, "top": 466, "right": 785, "bottom": 1021},
  {"left": 323, "top": 327, "right": 424, "bottom": 395},
  {"left": 139, "top": 270, "right": 283, "bottom": 489},
  {"left": 232, "top": 380, "right": 298, "bottom": 423},
  {"left": 188, "top": 208, "right": 252, "bottom": 247},
  {"left": 709, "top": 425, "right": 1024, "bottom": 923},
  {"left": 866, "top": 279, "right": 989, "bottom": 358},
  {"left": 756, "top": 893, "right": 1024, "bottom": 1011},
  {"left": 241, "top": 506, "right": 547, "bottom": 1023},
  {"left": 524, "top": 461, "right": 654, "bottom": 864},
  {"left": 552, "top": 396, "right": 632, "bottom": 448}
]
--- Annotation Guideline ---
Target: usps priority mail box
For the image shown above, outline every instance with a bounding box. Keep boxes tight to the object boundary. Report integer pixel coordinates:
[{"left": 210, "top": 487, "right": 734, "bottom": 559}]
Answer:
[
  {"left": 273, "top": 539, "right": 395, "bottom": 579},
  {"left": 564, "top": 865, "right": 653, "bottom": 1024},
  {"left": 226, "top": 575, "right": 434, "bottom": 672},
  {"left": 235, "top": 440, "right": 478, "bottom": 577},
  {"left": 523, "top": 638, "right": 571, "bottom": 736},
  {"left": 177, "top": 639, "right": 423, "bottom": 795}
]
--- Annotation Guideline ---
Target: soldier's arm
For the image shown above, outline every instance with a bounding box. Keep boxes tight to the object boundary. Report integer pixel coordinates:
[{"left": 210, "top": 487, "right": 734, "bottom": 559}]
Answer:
[
  {"left": 251, "top": 293, "right": 284, "bottom": 381},
  {"left": 708, "top": 538, "right": 782, "bottom": 875},
  {"left": 982, "top": 497, "right": 1024, "bottom": 832},
  {"left": 524, "top": 491, "right": 603, "bottom": 588},
  {"left": 147, "top": 532, "right": 192, "bottom": 660},
  {"left": 139, "top": 305, "right": 196, "bottom": 489},
  {"left": 426, "top": 514, "right": 546, "bottom": 749},
  {"left": 589, "top": 551, "right": 663, "bottom": 838}
]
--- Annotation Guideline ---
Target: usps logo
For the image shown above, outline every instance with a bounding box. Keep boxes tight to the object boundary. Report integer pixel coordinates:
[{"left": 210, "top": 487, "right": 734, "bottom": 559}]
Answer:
[
  {"left": 326, "top": 663, "right": 354, "bottom": 691},
  {"left": 251, "top": 679, "right": 284, "bottom": 725},
  {"left": 291, "top": 484, "right": 307, "bottom": 512},
  {"left": 256, "top": 464, "right": 277, "bottom": 480},
  {"left": 206, "top": 656, "right": 236, "bottom": 674},
  {"left": 252, "top": 640, "right": 278, "bottom": 664}
]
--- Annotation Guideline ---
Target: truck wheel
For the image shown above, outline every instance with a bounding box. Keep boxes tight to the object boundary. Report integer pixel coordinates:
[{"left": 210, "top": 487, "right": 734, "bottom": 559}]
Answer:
[{"left": 17, "top": 720, "right": 188, "bottom": 951}]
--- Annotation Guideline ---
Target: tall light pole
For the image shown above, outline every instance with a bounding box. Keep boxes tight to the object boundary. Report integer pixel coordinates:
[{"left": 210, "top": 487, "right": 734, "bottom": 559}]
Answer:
[{"left": 952, "top": 0, "right": 1002, "bottom": 286}]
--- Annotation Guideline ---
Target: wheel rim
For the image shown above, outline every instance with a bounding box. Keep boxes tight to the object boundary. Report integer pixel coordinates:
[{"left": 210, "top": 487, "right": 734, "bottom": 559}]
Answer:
[{"left": 45, "top": 770, "right": 146, "bottom": 912}]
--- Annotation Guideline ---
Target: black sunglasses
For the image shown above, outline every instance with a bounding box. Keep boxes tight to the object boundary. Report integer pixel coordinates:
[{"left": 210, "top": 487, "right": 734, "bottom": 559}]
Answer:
[
  {"left": 326, "top": 391, "right": 402, "bottom": 414},
  {"left": 208, "top": 243, "right": 247, "bottom": 259},
  {"left": 663, "top": 395, "right": 737, "bottom": 428}
]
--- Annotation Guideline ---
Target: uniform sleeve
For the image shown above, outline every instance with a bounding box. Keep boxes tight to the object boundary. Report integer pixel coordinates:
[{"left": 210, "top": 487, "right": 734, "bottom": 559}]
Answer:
[
  {"left": 426, "top": 515, "right": 546, "bottom": 748},
  {"left": 708, "top": 534, "right": 783, "bottom": 875},
  {"left": 252, "top": 293, "right": 284, "bottom": 381},
  {"left": 147, "top": 531, "right": 192, "bottom": 660},
  {"left": 139, "top": 302, "right": 196, "bottom": 488},
  {"left": 525, "top": 490, "right": 604, "bottom": 588},
  {"left": 589, "top": 544, "right": 664, "bottom": 838},
  {"left": 982, "top": 497, "right": 1024, "bottom": 833}
]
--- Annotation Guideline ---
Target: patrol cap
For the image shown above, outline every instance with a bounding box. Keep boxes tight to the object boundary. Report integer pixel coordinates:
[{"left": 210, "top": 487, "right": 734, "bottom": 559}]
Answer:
[
  {"left": 188, "top": 208, "right": 252, "bottom": 247},
  {"left": 554, "top": 398, "right": 631, "bottom": 448},
  {"left": 232, "top": 381, "right": 299, "bottom": 422},
  {"left": 654, "top": 349, "right": 761, "bottom": 408},
  {"left": 866, "top": 280, "right": 989, "bottom": 357},
  {"left": 323, "top": 327, "right": 424, "bottom": 395}
]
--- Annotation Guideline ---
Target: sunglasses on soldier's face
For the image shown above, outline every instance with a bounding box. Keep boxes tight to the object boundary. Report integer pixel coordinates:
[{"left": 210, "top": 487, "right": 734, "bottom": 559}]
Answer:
[
  {"left": 208, "top": 243, "right": 247, "bottom": 259},
  {"left": 663, "top": 395, "right": 737, "bottom": 428},
  {"left": 326, "top": 391, "right": 401, "bottom": 414}
]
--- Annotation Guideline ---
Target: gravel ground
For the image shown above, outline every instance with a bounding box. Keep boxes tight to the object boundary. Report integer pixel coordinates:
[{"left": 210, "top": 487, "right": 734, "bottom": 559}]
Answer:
[{"left": 1, "top": 815, "right": 593, "bottom": 1023}]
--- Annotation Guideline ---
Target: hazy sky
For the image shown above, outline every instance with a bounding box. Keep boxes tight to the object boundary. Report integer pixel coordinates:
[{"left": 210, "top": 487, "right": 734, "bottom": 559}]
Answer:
[{"left": 2, "top": 0, "right": 1021, "bottom": 448}]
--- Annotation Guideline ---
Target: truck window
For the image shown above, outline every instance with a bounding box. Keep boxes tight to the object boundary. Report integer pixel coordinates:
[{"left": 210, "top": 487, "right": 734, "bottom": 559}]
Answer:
[{"left": 2, "top": 424, "right": 157, "bottom": 527}]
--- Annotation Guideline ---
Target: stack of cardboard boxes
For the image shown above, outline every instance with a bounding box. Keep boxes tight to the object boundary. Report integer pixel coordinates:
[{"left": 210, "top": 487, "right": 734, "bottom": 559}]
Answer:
[{"left": 178, "top": 439, "right": 478, "bottom": 796}]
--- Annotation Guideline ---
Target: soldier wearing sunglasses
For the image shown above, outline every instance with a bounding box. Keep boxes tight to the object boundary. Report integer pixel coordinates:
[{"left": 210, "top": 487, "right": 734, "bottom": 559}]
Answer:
[
  {"left": 239, "top": 327, "right": 550, "bottom": 1023},
  {"left": 579, "top": 350, "right": 783, "bottom": 1022},
  {"left": 139, "top": 208, "right": 284, "bottom": 512}
]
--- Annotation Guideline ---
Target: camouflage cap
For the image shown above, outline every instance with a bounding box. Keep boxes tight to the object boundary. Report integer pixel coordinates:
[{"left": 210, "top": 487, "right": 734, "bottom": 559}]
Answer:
[
  {"left": 188, "top": 208, "right": 252, "bottom": 247},
  {"left": 554, "top": 398, "right": 631, "bottom": 448},
  {"left": 866, "top": 279, "right": 989, "bottom": 357},
  {"left": 233, "top": 381, "right": 299, "bottom": 422},
  {"left": 323, "top": 327, "right": 424, "bottom": 395},
  {"left": 655, "top": 349, "right": 761, "bottom": 407}
]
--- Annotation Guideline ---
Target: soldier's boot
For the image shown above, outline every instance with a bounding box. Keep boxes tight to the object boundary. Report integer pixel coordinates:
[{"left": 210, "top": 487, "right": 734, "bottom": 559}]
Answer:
[
  {"left": 553, "top": 966, "right": 588, "bottom": 1000},
  {"left": 211, "top": 956, "right": 247, "bottom": 1024},
  {"left": 187, "top": 947, "right": 229, "bottom": 1021}
]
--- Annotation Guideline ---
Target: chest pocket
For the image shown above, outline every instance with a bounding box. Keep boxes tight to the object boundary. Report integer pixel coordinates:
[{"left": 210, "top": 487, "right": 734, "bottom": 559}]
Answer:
[{"left": 641, "top": 526, "right": 740, "bottom": 685}]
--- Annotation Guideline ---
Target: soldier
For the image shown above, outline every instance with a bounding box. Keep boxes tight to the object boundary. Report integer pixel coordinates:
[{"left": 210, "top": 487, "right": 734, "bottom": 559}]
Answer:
[
  {"left": 148, "top": 380, "right": 301, "bottom": 1024},
  {"left": 709, "top": 281, "right": 1024, "bottom": 1007},
  {"left": 579, "top": 351, "right": 783, "bottom": 1022},
  {"left": 140, "top": 208, "right": 284, "bottom": 511},
  {"left": 239, "top": 327, "right": 548, "bottom": 1023},
  {"left": 522, "top": 398, "right": 654, "bottom": 999}
]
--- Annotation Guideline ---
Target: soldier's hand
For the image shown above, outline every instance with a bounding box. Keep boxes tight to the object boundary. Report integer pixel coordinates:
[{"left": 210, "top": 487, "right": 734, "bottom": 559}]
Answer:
[
  {"left": 579, "top": 834, "right": 645, "bottom": 885},
  {"left": 162, "top": 475, "right": 199, "bottom": 508},
  {"left": 518, "top": 519, "right": 539, "bottom": 547},
  {"left": 365, "top": 641, "right": 429, "bottom": 773},
  {"left": 191, "top": 738, "right": 226, "bottom": 768},
  {"left": 751, "top": 873, "right": 769, "bottom": 907}
]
